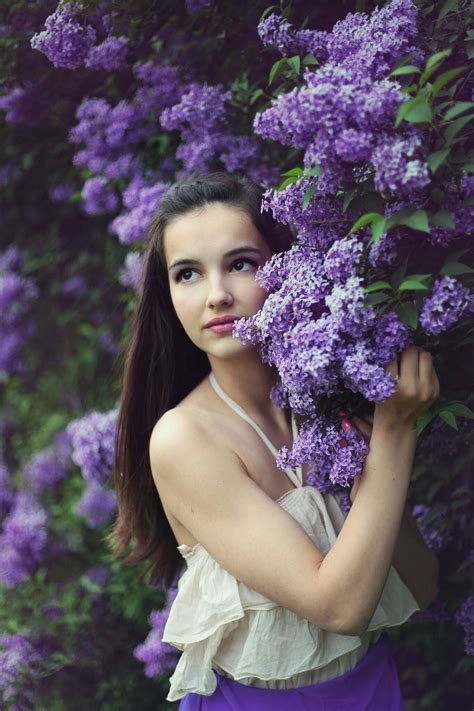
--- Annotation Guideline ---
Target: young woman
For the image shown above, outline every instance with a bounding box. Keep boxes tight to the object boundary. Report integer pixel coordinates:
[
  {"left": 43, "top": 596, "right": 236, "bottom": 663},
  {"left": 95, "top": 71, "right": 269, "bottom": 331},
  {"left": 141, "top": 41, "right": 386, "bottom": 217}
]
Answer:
[{"left": 110, "top": 172, "right": 440, "bottom": 710}]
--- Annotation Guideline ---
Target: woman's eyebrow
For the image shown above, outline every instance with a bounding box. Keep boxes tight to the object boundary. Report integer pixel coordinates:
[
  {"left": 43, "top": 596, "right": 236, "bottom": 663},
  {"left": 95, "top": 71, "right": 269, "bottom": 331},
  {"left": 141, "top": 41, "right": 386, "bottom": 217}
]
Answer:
[{"left": 168, "top": 246, "right": 263, "bottom": 271}]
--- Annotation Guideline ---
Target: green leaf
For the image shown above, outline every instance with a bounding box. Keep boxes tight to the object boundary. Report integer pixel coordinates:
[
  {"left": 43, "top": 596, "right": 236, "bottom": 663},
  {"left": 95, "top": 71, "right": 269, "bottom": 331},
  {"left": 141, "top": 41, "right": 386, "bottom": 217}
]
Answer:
[
  {"left": 444, "top": 114, "right": 474, "bottom": 145},
  {"left": 277, "top": 175, "right": 300, "bottom": 191},
  {"left": 302, "top": 184, "right": 318, "bottom": 211},
  {"left": 281, "top": 167, "right": 304, "bottom": 178},
  {"left": 415, "top": 411, "right": 436, "bottom": 436},
  {"left": 442, "top": 402, "right": 474, "bottom": 419},
  {"left": 395, "top": 95, "right": 432, "bottom": 127},
  {"left": 370, "top": 215, "right": 387, "bottom": 244},
  {"left": 426, "top": 48, "right": 452, "bottom": 70},
  {"left": 427, "top": 148, "right": 450, "bottom": 173},
  {"left": 249, "top": 88, "right": 264, "bottom": 105},
  {"left": 389, "top": 65, "right": 421, "bottom": 77},
  {"left": 398, "top": 279, "right": 430, "bottom": 291},
  {"left": 391, "top": 209, "right": 430, "bottom": 233},
  {"left": 348, "top": 212, "right": 383, "bottom": 235},
  {"left": 268, "top": 58, "right": 288, "bottom": 86},
  {"left": 444, "top": 101, "right": 474, "bottom": 120},
  {"left": 287, "top": 56, "right": 300, "bottom": 75},
  {"left": 302, "top": 54, "right": 318, "bottom": 66},
  {"left": 431, "top": 66, "right": 467, "bottom": 98},
  {"left": 439, "top": 410, "right": 458, "bottom": 430},
  {"left": 364, "top": 293, "right": 390, "bottom": 307},
  {"left": 364, "top": 281, "right": 392, "bottom": 293},
  {"left": 393, "top": 302, "right": 418, "bottom": 328},
  {"left": 303, "top": 165, "right": 322, "bottom": 177},
  {"left": 429, "top": 209, "right": 455, "bottom": 228},
  {"left": 440, "top": 261, "right": 474, "bottom": 276},
  {"left": 437, "top": 0, "right": 460, "bottom": 20},
  {"left": 342, "top": 188, "right": 357, "bottom": 214}
]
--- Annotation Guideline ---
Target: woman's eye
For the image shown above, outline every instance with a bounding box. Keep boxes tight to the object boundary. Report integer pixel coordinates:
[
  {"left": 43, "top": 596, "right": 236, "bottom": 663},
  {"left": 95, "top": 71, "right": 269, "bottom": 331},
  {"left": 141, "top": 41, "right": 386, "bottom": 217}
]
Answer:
[{"left": 175, "top": 259, "right": 256, "bottom": 283}]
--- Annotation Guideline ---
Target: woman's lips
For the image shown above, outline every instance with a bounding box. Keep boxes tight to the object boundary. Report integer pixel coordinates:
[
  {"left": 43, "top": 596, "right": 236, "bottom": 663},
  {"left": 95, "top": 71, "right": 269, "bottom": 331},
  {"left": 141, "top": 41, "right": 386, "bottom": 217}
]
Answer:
[{"left": 207, "top": 322, "right": 235, "bottom": 333}]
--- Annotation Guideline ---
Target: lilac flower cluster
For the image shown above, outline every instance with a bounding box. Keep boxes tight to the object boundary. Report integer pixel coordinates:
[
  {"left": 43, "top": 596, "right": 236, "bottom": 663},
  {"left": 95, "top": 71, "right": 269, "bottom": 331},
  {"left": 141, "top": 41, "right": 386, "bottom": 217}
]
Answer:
[
  {"left": 109, "top": 178, "right": 170, "bottom": 245},
  {"left": 0, "top": 246, "right": 38, "bottom": 380},
  {"left": 257, "top": 13, "right": 329, "bottom": 60},
  {"left": 254, "top": 0, "right": 429, "bottom": 200},
  {"left": 0, "top": 84, "right": 47, "bottom": 126},
  {"left": 30, "top": 3, "right": 97, "bottom": 70},
  {"left": 454, "top": 597, "right": 474, "bottom": 656},
  {"left": 66, "top": 408, "right": 118, "bottom": 485},
  {"left": 81, "top": 176, "right": 118, "bottom": 215},
  {"left": 134, "top": 586, "right": 179, "bottom": 676},
  {"left": 119, "top": 251, "right": 144, "bottom": 293},
  {"left": 0, "top": 491, "right": 49, "bottom": 588},
  {"left": 23, "top": 431, "right": 71, "bottom": 496},
  {"left": 420, "top": 276, "right": 473, "bottom": 336},
  {"left": 233, "top": 238, "right": 411, "bottom": 481},
  {"left": 85, "top": 34, "right": 129, "bottom": 71},
  {"left": 0, "top": 632, "right": 45, "bottom": 706},
  {"left": 412, "top": 504, "right": 451, "bottom": 553},
  {"left": 75, "top": 480, "right": 116, "bottom": 527}
]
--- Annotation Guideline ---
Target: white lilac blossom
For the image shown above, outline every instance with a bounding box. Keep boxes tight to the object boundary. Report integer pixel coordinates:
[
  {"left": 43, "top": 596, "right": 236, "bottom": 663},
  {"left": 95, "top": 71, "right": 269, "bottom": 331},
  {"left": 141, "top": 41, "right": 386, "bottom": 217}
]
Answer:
[
  {"left": 420, "top": 277, "right": 473, "bottom": 336},
  {"left": 66, "top": 408, "right": 118, "bottom": 485},
  {"left": 0, "top": 491, "right": 49, "bottom": 588},
  {"left": 30, "top": 3, "right": 96, "bottom": 70}
]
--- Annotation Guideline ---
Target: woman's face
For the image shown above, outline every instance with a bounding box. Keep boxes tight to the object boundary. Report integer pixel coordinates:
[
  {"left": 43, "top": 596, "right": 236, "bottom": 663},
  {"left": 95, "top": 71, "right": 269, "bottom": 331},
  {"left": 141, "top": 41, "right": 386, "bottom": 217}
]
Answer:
[{"left": 164, "top": 202, "right": 272, "bottom": 357}]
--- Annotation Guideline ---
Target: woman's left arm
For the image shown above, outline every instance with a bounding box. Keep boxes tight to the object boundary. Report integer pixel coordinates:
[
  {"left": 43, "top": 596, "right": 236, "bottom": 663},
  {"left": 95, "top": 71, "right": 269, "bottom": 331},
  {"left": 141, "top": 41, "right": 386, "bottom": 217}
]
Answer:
[{"left": 350, "top": 415, "right": 439, "bottom": 612}]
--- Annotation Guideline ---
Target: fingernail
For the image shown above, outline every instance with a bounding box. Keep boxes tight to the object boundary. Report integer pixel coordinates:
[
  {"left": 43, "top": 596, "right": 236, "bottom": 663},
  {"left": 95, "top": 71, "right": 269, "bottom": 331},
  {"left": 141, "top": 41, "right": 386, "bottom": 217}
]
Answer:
[
  {"left": 341, "top": 419, "right": 352, "bottom": 430},
  {"left": 337, "top": 409, "right": 348, "bottom": 417},
  {"left": 339, "top": 438, "right": 348, "bottom": 448}
]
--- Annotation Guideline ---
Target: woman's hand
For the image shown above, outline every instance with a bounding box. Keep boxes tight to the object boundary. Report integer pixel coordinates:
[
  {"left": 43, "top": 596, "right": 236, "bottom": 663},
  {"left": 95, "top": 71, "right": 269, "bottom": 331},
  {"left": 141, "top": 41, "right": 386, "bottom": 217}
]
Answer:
[
  {"left": 374, "top": 345, "right": 440, "bottom": 429},
  {"left": 349, "top": 414, "right": 372, "bottom": 504}
]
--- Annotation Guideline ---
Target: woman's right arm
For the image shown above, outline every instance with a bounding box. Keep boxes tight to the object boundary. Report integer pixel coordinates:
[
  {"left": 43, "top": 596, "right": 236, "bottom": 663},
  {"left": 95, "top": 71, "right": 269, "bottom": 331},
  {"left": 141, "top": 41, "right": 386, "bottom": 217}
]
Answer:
[{"left": 150, "top": 346, "right": 439, "bottom": 636}]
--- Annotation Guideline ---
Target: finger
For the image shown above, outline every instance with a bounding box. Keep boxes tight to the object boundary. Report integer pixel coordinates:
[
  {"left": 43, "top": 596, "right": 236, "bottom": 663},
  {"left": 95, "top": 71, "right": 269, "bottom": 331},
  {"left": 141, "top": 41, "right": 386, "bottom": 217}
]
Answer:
[
  {"left": 418, "top": 349, "right": 433, "bottom": 389},
  {"left": 399, "top": 345, "right": 420, "bottom": 386}
]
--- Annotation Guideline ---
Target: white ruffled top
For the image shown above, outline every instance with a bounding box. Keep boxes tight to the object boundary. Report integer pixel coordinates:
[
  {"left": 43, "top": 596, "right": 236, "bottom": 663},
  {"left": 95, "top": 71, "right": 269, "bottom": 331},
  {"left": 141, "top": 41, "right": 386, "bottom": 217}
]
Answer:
[{"left": 161, "top": 374, "right": 421, "bottom": 702}]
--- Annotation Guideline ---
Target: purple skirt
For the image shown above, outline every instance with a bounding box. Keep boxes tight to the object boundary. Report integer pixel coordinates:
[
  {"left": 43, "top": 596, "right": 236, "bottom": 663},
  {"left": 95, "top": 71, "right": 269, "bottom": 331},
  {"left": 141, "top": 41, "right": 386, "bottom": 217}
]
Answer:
[{"left": 178, "top": 632, "right": 405, "bottom": 710}]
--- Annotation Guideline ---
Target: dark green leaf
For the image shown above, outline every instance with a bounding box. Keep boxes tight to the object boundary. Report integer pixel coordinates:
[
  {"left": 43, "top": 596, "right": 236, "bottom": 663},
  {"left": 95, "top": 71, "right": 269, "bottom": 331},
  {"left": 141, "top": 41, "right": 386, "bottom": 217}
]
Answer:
[
  {"left": 398, "top": 279, "right": 430, "bottom": 291},
  {"left": 389, "top": 65, "right": 421, "bottom": 77},
  {"left": 302, "top": 184, "right": 318, "bottom": 211},
  {"left": 364, "top": 293, "right": 390, "bottom": 307},
  {"left": 287, "top": 56, "right": 300, "bottom": 75},
  {"left": 429, "top": 209, "right": 455, "bottom": 228},
  {"left": 348, "top": 212, "right": 383, "bottom": 235},
  {"left": 439, "top": 410, "right": 458, "bottom": 430},
  {"left": 364, "top": 281, "right": 392, "bottom": 293},
  {"left": 342, "top": 188, "right": 357, "bottom": 214},
  {"left": 444, "top": 114, "right": 474, "bottom": 145},
  {"left": 394, "top": 302, "right": 418, "bottom": 328},
  {"left": 426, "top": 48, "right": 452, "bottom": 70},
  {"left": 281, "top": 167, "right": 304, "bottom": 178},
  {"left": 370, "top": 215, "right": 387, "bottom": 244},
  {"left": 444, "top": 101, "right": 474, "bottom": 120},
  {"left": 427, "top": 148, "right": 450, "bottom": 173},
  {"left": 395, "top": 209, "right": 430, "bottom": 233},
  {"left": 431, "top": 66, "right": 467, "bottom": 98},
  {"left": 442, "top": 402, "right": 474, "bottom": 419},
  {"left": 268, "top": 58, "right": 288, "bottom": 86},
  {"left": 395, "top": 96, "right": 432, "bottom": 127},
  {"left": 303, "top": 165, "right": 322, "bottom": 177},
  {"left": 415, "top": 411, "right": 436, "bottom": 436}
]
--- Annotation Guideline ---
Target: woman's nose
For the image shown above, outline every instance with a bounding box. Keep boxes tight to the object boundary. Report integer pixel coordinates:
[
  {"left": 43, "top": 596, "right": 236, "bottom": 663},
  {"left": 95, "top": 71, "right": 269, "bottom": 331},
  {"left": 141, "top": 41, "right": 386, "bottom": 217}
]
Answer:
[{"left": 205, "top": 274, "right": 233, "bottom": 308}]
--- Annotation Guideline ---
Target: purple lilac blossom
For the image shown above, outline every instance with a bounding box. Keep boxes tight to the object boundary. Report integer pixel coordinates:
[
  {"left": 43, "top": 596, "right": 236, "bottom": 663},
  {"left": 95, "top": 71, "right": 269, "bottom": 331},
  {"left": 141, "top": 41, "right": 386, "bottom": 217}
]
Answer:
[
  {"left": 119, "top": 251, "right": 144, "bottom": 292},
  {"left": 66, "top": 408, "right": 118, "bottom": 485},
  {"left": 75, "top": 480, "right": 116, "bottom": 527},
  {"left": 30, "top": 3, "right": 96, "bottom": 70},
  {"left": 23, "top": 438, "right": 70, "bottom": 496},
  {"left": 85, "top": 35, "right": 129, "bottom": 71},
  {"left": 133, "top": 63, "right": 184, "bottom": 118},
  {"left": 0, "top": 632, "right": 44, "bottom": 706},
  {"left": 420, "top": 277, "right": 473, "bottom": 336},
  {"left": 60, "top": 274, "right": 88, "bottom": 297},
  {"left": 412, "top": 504, "right": 451, "bottom": 553},
  {"left": 134, "top": 587, "right": 179, "bottom": 676},
  {"left": 257, "top": 13, "right": 329, "bottom": 60},
  {"left": 371, "top": 131, "right": 430, "bottom": 195},
  {"left": 109, "top": 181, "right": 169, "bottom": 244},
  {"left": 49, "top": 182, "right": 77, "bottom": 203},
  {"left": 0, "top": 257, "right": 38, "bottom": 378},
  {"left": 454, "top": 597, "right": 474, "bottom": 656},
  {"left": 81, "top": 176, "right": 118, "bottom": 215},
  {"left": 0, "top": 84, "right": 47, "bottom": 126},
  {"left": 0, "top": 490, "right": 49, "bottom": 588}
]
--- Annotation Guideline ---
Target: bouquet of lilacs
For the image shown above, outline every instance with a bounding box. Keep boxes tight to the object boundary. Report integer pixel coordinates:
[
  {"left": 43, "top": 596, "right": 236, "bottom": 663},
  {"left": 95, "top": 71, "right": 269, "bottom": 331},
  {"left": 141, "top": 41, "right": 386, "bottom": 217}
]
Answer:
[{"left": 234, "top": 0, "right": 474, "bottom": 496}]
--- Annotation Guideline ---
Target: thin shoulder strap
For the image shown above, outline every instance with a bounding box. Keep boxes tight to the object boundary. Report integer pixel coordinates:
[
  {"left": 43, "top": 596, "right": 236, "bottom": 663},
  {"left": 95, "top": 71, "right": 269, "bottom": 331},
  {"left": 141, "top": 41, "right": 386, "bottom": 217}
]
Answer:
[{"left": 209, "top": 372, "right": 303, "bottom": 488}]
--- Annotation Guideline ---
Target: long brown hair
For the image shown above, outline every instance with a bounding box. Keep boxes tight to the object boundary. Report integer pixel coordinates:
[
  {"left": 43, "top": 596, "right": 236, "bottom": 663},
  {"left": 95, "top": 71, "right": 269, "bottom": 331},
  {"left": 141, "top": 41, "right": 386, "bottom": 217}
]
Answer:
[{"left": 106, "top": 171, "right": 296, "bottom": 589}]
